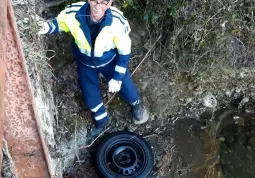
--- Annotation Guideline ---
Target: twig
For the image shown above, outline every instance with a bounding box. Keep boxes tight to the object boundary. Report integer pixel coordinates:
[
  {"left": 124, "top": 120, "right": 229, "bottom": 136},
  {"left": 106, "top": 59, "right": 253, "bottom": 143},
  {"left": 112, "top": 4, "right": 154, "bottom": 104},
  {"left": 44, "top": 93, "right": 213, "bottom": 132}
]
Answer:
[
  {"left": 130, "top": 54, "right": 143, "bottom": 61},
  {"left": 233, "top": 36, "right": 245, "bottom": 50},
  {"left": 169, "top": 145, "right": 175, "bottom": 163},
  {"left": 105, "top": 35, "right": 162, "bottom": 106},
  {"left": 205, "top": 8, "right": 224, "bottom": 25},
  {"left": 2, "top": 138, "right": 18, "bottom": 178},
  {"left": 54, "top": 158, "right": 62, "bottom": 177},
  {"left": 131, "top": 35, "right": 162, "bottom": 76},
  {"left": 152, "top": 49, "right": 163, "bottom": 68},
  {"left": 191, "top": 50, "right": 211, "bottom": 74},
  {"left": 144, "top": 133, "right": 158, "bottom": 139},
  {"left": 78, "top": 126, "right": 111, "bottom": 149},
  {"left": 74, "top": 121, "right": 80, "bottom": 162}
]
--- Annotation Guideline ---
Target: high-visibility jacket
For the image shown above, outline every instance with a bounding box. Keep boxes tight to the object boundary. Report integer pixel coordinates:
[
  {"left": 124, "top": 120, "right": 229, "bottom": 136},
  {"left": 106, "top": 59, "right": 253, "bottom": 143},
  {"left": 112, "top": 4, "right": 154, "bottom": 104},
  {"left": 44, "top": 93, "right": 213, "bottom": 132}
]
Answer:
[{"left": 46, "top": 2, "right": 131, "bottom": 81}]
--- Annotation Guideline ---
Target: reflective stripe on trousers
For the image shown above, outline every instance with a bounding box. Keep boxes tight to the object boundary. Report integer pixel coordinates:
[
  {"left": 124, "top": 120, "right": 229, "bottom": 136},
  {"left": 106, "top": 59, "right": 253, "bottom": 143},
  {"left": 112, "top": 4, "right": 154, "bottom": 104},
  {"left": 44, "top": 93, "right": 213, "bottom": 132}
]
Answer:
[{"left": 76, "top": 58, "right": 140, "bottom": 127}]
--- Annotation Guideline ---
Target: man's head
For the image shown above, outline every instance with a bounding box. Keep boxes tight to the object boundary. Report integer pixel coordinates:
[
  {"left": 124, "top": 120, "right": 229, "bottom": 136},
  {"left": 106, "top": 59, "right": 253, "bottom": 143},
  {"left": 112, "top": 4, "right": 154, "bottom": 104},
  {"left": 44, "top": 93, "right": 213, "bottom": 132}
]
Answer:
[{"left": 88, "top": 0, "right": 112, "bottom": 22}]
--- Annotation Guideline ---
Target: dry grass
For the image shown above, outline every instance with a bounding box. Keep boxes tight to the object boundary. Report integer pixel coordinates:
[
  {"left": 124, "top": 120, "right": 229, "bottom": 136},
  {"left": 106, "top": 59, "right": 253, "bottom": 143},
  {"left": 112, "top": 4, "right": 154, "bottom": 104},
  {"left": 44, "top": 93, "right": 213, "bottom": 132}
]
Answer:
[{"left": 125, "top": 0, "right": 255, "bottom": 76}]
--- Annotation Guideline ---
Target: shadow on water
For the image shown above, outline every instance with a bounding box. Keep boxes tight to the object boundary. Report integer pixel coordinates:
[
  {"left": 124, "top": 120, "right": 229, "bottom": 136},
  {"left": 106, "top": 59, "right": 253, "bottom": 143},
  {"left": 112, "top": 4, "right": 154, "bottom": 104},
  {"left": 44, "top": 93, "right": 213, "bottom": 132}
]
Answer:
[
  {"left": 172, "top": 106, "right": 255, "bottom": 178},
  {"left": 195, "top": 108, "right": 255, "bottom": 178}
]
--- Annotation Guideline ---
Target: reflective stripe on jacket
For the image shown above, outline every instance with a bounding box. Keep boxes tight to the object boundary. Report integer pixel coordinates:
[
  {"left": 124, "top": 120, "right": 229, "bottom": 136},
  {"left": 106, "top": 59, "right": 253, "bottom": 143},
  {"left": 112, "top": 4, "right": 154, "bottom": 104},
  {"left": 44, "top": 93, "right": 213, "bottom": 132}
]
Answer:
[{"left": 47, "top": 2, "right": 131, "bottom": 81}]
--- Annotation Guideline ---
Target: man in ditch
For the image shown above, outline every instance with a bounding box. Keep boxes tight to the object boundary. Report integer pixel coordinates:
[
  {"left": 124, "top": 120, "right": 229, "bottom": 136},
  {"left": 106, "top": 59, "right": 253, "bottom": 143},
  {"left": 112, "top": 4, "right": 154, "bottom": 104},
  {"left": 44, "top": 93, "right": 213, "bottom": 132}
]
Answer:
[{"left": 38, "top": 0, "right": 149, "bottom": 135}]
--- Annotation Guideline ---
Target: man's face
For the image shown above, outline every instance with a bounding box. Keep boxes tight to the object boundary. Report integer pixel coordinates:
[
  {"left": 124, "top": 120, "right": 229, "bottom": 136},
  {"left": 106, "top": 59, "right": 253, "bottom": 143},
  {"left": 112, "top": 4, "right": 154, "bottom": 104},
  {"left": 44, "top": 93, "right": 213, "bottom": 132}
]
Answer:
[{"left": 89, "top": 0, "right": 112, "bottom": 21}]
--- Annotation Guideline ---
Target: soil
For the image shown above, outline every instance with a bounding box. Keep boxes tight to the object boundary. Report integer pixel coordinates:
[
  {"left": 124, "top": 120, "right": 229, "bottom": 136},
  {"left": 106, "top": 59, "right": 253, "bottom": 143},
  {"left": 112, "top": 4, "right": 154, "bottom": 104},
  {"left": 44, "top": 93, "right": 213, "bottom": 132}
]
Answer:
[{"left": 3, "top": 0, "right": 255, "bottom": 178}]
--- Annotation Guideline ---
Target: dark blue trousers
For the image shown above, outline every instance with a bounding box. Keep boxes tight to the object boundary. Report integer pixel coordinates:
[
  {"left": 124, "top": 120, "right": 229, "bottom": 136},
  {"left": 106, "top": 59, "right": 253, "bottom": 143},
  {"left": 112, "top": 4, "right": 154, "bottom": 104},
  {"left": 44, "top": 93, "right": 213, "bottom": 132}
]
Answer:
[{"left": 77, "top": 58, "right": 140, "bottom": 127}]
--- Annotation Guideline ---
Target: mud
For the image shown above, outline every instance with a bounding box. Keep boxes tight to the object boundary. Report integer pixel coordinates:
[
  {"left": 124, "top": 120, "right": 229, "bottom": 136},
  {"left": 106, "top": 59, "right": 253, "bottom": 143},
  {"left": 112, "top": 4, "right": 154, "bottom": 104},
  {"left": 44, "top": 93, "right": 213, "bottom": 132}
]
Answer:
[{"left": 62, "top": 106, "right": 255, "bottom": 178}]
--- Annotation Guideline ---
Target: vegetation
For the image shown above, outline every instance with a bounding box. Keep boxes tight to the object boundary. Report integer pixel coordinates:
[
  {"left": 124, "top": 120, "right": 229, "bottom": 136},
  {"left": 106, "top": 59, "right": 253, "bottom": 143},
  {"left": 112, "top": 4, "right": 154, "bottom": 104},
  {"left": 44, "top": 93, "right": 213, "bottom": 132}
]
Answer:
[{"left": 122, "top": 0, "right": 255, "bottom": 76}]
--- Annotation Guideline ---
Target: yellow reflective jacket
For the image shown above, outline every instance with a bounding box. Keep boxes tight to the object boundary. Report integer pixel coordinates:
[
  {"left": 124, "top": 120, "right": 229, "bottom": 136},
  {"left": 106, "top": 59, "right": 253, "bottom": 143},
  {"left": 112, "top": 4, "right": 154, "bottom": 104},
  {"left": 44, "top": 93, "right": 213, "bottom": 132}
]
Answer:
[{"left": 47, "top": 2, "right": 131, "bottom": 81}]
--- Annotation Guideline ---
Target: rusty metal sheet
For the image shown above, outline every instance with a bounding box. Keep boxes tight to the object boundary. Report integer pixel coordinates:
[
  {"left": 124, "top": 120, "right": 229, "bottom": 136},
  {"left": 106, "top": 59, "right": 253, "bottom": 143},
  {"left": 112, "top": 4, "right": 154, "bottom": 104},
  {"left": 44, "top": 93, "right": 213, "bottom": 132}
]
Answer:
[
  {"left": 0, "top": 0, "right": 7, "bottom": 174},
  {"left": 3, "top": 1, "right": 53, "bottom": 177}
]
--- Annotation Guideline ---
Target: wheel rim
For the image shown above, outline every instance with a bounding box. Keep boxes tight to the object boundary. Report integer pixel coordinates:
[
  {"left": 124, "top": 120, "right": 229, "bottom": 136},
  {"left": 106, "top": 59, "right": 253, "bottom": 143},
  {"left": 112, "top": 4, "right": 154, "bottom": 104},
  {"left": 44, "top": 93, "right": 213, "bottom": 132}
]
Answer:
[{"left": 103, "top": 139, "right": 146, "bottom": 176}]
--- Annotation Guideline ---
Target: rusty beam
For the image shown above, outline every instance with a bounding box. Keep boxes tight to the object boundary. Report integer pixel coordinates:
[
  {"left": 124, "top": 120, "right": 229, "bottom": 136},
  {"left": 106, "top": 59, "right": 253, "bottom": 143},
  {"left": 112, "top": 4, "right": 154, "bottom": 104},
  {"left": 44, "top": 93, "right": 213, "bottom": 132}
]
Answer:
[
  {"left": 2, "top": 1, "right": 53, "bottom": 177},
  {"left": 0, "top": 0, "right": 7, "bottom": 173}
]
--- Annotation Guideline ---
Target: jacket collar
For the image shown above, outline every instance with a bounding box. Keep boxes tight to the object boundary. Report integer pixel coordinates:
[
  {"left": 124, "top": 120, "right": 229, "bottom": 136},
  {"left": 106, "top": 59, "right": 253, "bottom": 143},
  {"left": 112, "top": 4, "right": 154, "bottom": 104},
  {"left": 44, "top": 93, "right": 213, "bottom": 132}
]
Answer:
[{"left": 75, "top": 2, "right": 113, "bottom": 46}]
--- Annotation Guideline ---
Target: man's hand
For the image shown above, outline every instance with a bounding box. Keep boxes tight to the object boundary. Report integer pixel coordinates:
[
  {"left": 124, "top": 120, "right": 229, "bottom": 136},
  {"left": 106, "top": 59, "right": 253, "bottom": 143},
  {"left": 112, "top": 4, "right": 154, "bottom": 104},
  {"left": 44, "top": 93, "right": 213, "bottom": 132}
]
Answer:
[
  {"left": 37, "top": 21, "right": 50, "bottom": 35},
  {"left": 108, "top": 79, "right": 122, "bottom": 93}
]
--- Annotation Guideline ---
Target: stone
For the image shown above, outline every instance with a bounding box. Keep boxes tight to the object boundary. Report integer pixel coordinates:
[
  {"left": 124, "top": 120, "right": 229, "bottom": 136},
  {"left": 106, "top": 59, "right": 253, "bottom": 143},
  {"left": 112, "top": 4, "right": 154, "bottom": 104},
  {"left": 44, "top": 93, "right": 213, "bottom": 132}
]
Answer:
[
  {"left": 225, "top": 90, "right": 232, "bottom": 97},
  {"left": 218, "top": 137, "right": 225, "bottom": 142},
  {"left": 235, "top": 88, "right": 242, "bottom": 93},
  {"left": 233, "top": 115, "right": 244, "bottom": 126},
  {"left": 203, "top": 92, "right": 217, "bottom": 108},
  {"left": 23, "top": 17, "right": 29, "bottom": 24},
  {"left": 240, "top": 71, "right": 245, "bottom": 78},
  {"left": 240, "top": 97, "right": 249, "bottom": 105},
  {"left": 245, "top": 102, "right": 255, "bottom": 113},
  {"left": 146, "top": 124, "right": 151, "bottom": 129},
  {"left": 185, "top": 97, "right": 192, "bottom": 104}
]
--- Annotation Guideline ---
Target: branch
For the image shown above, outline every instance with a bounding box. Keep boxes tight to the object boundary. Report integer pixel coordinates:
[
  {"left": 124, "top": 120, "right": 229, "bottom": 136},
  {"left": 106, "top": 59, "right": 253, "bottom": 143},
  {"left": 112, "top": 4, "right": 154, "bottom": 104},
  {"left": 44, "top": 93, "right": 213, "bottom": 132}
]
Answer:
[
  {"left": 105, "top": 35, "right": 162, "bottom": 106},
  {"left": 131, "top": 35, "right": 162, "bottom": 76}
]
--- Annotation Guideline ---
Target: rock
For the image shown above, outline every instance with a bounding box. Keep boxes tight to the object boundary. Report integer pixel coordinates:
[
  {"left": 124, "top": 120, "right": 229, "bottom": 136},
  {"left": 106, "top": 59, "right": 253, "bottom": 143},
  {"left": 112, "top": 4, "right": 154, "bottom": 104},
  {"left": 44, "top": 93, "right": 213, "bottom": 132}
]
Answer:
[
  {"left": 194, "top": 90, "right": 203, "bottom": 96},
  {"left": 146, "top": 124, "right": 151, "bottom": 129},
  {"left": 235, "top": 88, "right": 242, "bottom": 93},
  {"left": 23, "top": 17, "right": 29, "bottom": 24},
  {"left": 244, "top": 102, "right": 255, "bottom": 113},
  {"left": 218, "top": 137, "right": 225, "bottom": 142},
  {"left": 225, "top": 90, "right": 232, "bottom": 97},
  {"left": 155, "top": 127, "right": 160, "bottom": 133},
  {"left": 248, "top": 136, "right": 255, "bottom": 147},
  {"left": 185, "top": 97, "right": 192, "bottom": 104},
  {"left": 203, "top": 92, "right": 217, "bottom": 108},
  {"left": 233, "top": 115, "right": 244, "bottom": 126},
  {"left": 240, "top": 97, "right": 249, "bottom": 105},
  {"left": 240, "top": 71, "right": 245, "bottom": 78}
]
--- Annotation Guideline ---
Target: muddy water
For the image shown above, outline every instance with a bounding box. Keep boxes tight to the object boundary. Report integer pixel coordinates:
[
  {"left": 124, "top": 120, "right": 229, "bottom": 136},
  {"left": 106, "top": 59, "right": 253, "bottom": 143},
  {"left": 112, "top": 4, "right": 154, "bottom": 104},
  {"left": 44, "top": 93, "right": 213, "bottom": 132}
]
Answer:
[
  {"left": 168, "top": 118, "right": 219, "bottom": 178},
  {"left": 216, "top": 110, "right": 255, "bottom": 178},
  {"left": 166, "top": 109, "right": 255, "bottom": 178}
]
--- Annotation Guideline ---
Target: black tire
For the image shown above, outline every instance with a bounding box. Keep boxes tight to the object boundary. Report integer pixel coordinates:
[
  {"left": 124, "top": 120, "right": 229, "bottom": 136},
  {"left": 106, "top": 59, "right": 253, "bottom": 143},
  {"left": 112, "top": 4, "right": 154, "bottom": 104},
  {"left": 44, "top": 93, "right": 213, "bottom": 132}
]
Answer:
[{"left": 96, "top": 131, "right": 154, "bottom": 178}]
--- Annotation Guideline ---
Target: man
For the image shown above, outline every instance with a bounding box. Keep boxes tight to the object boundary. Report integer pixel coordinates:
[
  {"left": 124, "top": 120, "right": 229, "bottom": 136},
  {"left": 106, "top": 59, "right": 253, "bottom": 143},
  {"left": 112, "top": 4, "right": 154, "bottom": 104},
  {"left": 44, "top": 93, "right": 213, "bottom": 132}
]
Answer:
[{"left": 38, "top": 0, "right": 149, "bottom": 134}]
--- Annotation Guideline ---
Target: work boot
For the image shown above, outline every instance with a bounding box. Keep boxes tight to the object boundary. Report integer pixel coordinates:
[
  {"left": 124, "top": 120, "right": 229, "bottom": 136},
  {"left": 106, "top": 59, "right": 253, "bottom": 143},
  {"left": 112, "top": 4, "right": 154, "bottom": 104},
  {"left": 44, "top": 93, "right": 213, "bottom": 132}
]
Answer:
[
  {"left": 131, "top": 103, "right": 149, "bottom": 125},
  {"left": 88, "top": 127, "right": 104, "bottom": 138},
  {"left": 87, "top": 117, "right": 109, "bottom": 139}
]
